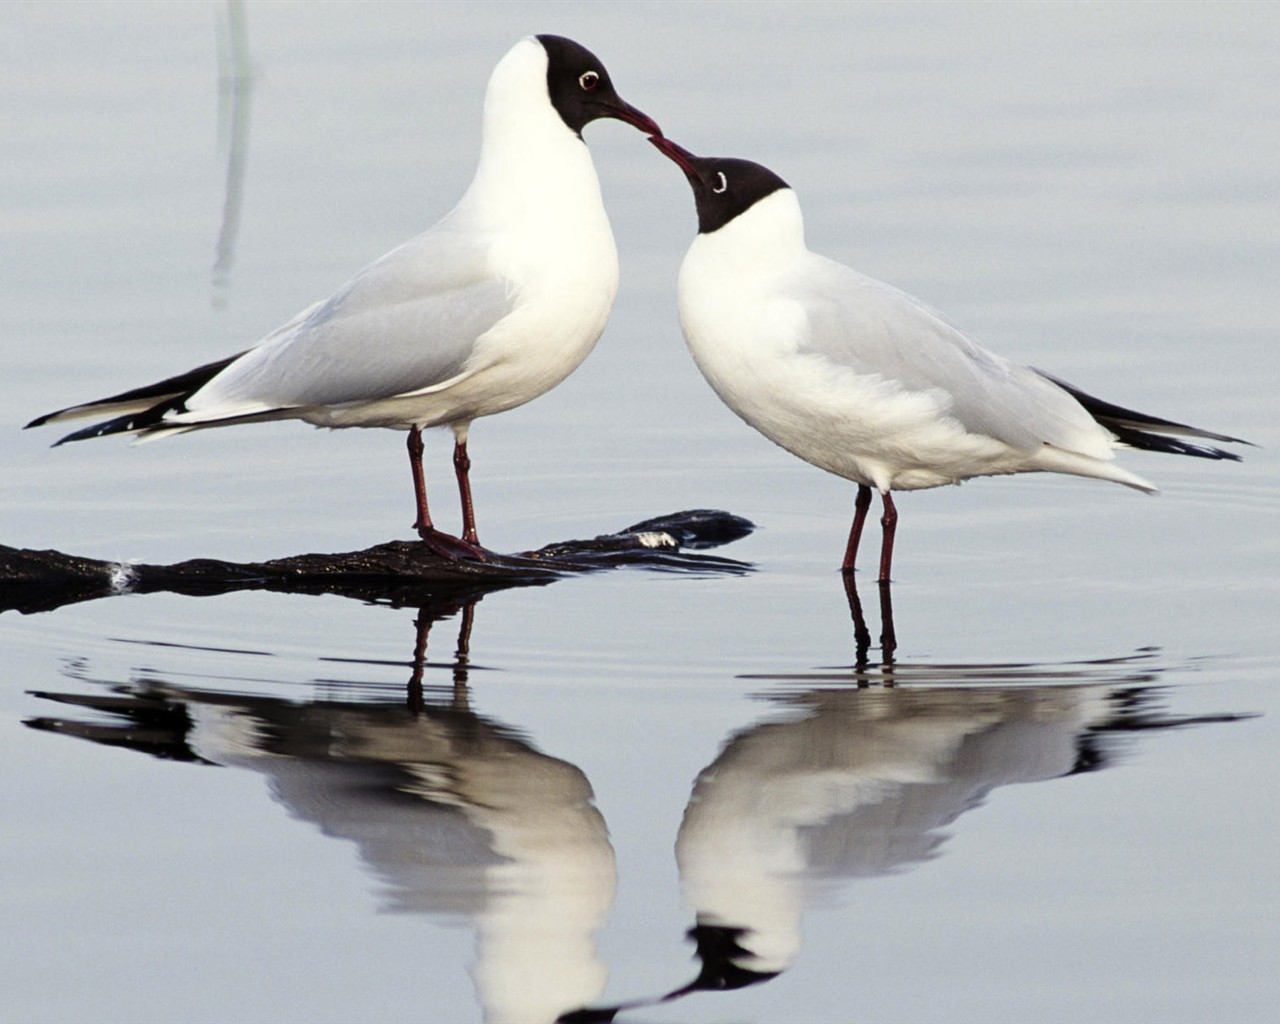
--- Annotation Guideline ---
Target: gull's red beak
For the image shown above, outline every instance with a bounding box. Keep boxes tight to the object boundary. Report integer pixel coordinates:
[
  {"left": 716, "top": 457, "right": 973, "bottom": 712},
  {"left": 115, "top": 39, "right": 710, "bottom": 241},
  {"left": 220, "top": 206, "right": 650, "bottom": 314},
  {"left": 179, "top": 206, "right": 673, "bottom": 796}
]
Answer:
[
  {"left": 648, "top": 135, "right": 701, "bottom": 181},
  {"left": 602, "top": 98, "right": 663, "bottom": 138}
]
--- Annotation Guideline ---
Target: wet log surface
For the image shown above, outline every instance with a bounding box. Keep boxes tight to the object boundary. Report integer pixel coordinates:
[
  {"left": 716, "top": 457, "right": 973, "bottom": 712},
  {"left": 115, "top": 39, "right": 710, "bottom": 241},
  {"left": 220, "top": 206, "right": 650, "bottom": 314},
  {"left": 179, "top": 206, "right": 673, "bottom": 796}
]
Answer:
[{"left": 0, "top": 509, "right": 754, "bottom": 615}]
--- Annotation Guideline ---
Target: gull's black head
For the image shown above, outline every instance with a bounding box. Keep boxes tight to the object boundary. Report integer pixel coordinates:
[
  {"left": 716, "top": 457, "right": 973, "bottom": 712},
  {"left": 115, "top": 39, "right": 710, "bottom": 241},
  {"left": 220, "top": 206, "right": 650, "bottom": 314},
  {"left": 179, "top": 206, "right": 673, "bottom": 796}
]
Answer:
[
  {"left": 649, "top": 137, "right": 790, "bottom": 234},
  {"left": 537, "top": 35, "right": 661, "bottom": 138}
]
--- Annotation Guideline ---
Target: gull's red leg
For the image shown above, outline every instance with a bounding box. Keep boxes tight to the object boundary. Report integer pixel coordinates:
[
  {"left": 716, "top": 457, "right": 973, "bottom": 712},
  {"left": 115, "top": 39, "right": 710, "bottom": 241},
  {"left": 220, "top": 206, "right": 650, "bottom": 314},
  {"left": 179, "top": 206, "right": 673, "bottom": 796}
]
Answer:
[
  {"left": 878, "top": 491, "right": 898, "bottom": 584},
  {"left": 406, "top": 427, "right": 484, "bottom": 560},
  {"left": 453, "top": 435, "right": 479, "bottom": 546},
  {"left": 407, "top": 427, "right": 433, "bottom": 537},
  {"left": 842, "top": 484, "right": 873, "bottom": 574}
]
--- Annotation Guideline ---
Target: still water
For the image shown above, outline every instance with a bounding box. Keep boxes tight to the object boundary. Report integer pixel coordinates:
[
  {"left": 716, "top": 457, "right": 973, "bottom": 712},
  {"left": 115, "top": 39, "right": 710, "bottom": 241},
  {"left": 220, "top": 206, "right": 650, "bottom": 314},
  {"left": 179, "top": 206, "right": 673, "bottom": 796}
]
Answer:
[{"left": 2, "top": 4, "right": 1278, "bottom": 1022}]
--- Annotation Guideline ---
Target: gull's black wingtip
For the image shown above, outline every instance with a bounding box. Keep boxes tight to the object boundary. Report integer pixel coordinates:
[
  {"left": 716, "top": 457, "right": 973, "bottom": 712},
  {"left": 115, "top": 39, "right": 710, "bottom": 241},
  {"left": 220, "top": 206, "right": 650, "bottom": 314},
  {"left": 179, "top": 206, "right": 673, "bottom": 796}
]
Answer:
[
  {"left": 50, "top": 425, "right": 104, "bottom": 447},
  {"left": 1107, "top": 424, "right": 1246, "bottom": 462},
  {"left": 1037, "top": 370, "right": 1253, "bottom": 458},
  {"left": 48, "top": 411, "right": 162, "bottom": 447},
  {"left": 49, "top": 428, "right": 94, "bottom": 448},
  {"left": 23, "top": 351, "right": 246, "bottom": 441}
]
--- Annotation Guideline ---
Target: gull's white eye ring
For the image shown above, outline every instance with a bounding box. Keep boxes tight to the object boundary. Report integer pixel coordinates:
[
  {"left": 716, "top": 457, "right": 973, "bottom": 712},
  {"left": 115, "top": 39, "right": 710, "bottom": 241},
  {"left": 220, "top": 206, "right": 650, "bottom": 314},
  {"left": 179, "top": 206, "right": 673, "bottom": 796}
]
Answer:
[
  {"left": 712, "top": 172, "right": 728, "bottom": 194},
  {"left": 579, "top": 70, "right": 600, "bottom": 91}
]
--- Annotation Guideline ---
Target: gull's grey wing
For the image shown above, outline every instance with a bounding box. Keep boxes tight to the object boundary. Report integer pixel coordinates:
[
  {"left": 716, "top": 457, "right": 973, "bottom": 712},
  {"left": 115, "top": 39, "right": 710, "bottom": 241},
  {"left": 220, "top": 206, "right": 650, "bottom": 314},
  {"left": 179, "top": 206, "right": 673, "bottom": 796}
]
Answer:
[
  {"left": 794, "top": 257, "right": 1112, "bottom": 458},
  {"left": 184, "top": 226, "right": 515, "bottom": 418}
]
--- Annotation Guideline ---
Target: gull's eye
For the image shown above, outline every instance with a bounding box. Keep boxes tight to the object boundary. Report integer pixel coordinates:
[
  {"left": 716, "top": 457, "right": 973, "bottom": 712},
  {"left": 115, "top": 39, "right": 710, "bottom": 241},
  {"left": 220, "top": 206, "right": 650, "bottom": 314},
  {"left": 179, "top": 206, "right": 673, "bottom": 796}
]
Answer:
[
  {"left": 712, "top": 172, "right": 728, "bottom": 194},
  {"left": 579, "top": 70, "right": 600, "bottom": 91}
]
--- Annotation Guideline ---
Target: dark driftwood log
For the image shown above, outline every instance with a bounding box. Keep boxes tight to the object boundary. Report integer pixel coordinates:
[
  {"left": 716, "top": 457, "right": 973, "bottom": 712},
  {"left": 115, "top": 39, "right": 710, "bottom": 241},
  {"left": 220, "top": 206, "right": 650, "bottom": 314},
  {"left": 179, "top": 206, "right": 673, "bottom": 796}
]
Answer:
[{"left": 0, "top": 509, "right": 754, "bottom": 615}]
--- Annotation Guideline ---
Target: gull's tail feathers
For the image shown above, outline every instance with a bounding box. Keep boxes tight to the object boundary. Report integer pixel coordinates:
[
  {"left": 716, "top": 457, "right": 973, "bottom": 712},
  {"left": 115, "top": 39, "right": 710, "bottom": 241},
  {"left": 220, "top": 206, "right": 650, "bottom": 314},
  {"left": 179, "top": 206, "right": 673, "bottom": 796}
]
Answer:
[
  {"left": 23, "top": 352, "right": 268, "bottom": 446},
  {"left": 49, "top": 404, "right": 301, "bottom": 447},
  {"left": 25, "top": 353, "right": 246, "bottom": 430},
  {"left": 1037, "top": 370, "right": 1250, "bottom": 462},
  {"left": 1030, "top": 445, "right": 1159, "bottom": 494}
]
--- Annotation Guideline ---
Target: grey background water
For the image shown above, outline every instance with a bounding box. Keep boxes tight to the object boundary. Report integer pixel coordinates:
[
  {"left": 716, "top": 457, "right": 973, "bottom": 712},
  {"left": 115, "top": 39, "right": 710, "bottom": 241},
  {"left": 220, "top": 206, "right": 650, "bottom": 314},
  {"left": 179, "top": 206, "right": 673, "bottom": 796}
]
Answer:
[{"left": 2, "top": 3, "right": 1278, "bottom": 1022}]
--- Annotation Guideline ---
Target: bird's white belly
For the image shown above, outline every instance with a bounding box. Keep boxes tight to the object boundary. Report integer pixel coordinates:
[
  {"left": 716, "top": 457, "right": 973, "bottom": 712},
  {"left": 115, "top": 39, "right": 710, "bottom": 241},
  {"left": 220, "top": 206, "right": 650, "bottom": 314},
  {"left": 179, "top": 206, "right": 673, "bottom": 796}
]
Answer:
[{"left": 686, "top": 317, "right": 1027, "bottom": 493}]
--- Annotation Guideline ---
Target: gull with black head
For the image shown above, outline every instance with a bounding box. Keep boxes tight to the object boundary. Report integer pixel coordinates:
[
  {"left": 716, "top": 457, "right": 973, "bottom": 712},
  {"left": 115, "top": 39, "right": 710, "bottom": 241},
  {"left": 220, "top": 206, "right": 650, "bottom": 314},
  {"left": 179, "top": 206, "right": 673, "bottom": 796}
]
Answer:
[
  {"left": 650, "top": 137, "right": 1247, "bottom": 582},
  {"left": 28, "top": 35, "right": 660, "bottom": 559}
]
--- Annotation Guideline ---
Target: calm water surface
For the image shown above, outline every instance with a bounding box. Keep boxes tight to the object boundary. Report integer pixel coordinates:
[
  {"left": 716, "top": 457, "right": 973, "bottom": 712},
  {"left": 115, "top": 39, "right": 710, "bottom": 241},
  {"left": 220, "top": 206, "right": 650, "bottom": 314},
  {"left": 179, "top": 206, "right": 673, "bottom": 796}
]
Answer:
[{"left": 3, "top": 4, "right": 1278, "bottom": 1023}]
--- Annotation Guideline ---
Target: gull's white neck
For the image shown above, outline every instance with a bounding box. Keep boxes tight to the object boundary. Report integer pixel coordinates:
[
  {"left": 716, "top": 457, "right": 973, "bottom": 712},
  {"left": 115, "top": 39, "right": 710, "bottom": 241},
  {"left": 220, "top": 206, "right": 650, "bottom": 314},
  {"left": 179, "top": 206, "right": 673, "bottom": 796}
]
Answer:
[
  {"left": 677, "top": 188, "right": 810, "bottom": 393},
  {"left": 456, "top": 38, "right": 610, "bottom": 248},
  {"left": 688, "top": 189, "right": 809, "bottom": 279}
]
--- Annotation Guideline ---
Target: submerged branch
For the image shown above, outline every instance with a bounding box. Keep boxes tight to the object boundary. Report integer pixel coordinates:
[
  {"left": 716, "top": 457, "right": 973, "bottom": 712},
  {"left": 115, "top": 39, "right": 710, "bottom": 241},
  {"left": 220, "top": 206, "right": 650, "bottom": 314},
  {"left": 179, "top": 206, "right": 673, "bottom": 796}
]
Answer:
[{"left": 0, "top": 509, "right": 754, "bottom": 615}]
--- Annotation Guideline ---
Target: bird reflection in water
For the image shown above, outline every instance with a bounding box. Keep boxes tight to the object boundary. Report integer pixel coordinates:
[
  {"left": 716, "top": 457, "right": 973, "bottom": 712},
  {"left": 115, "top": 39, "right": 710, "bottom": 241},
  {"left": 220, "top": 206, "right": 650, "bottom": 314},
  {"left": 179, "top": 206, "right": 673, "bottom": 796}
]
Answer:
[
  {"left": 26, "top": 594, "right": 617, "bottom": 1024},
  {"left": 559, "top": 650, "right": 1249, "bottom": 1022},
  {"left": 25, "top": 594, "right": 1250, "bottom": 1024}
]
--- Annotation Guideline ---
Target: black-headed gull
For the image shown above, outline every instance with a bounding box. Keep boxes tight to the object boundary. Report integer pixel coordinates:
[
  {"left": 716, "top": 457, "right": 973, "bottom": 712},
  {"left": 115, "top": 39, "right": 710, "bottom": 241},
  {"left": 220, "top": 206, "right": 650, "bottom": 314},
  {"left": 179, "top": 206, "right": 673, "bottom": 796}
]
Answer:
[
  {"left": 27, "top": 35, "right": 660, "bottom": 559},
  {"left": 650, "top": 138, "right": 1247, "bottom": 582}
]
